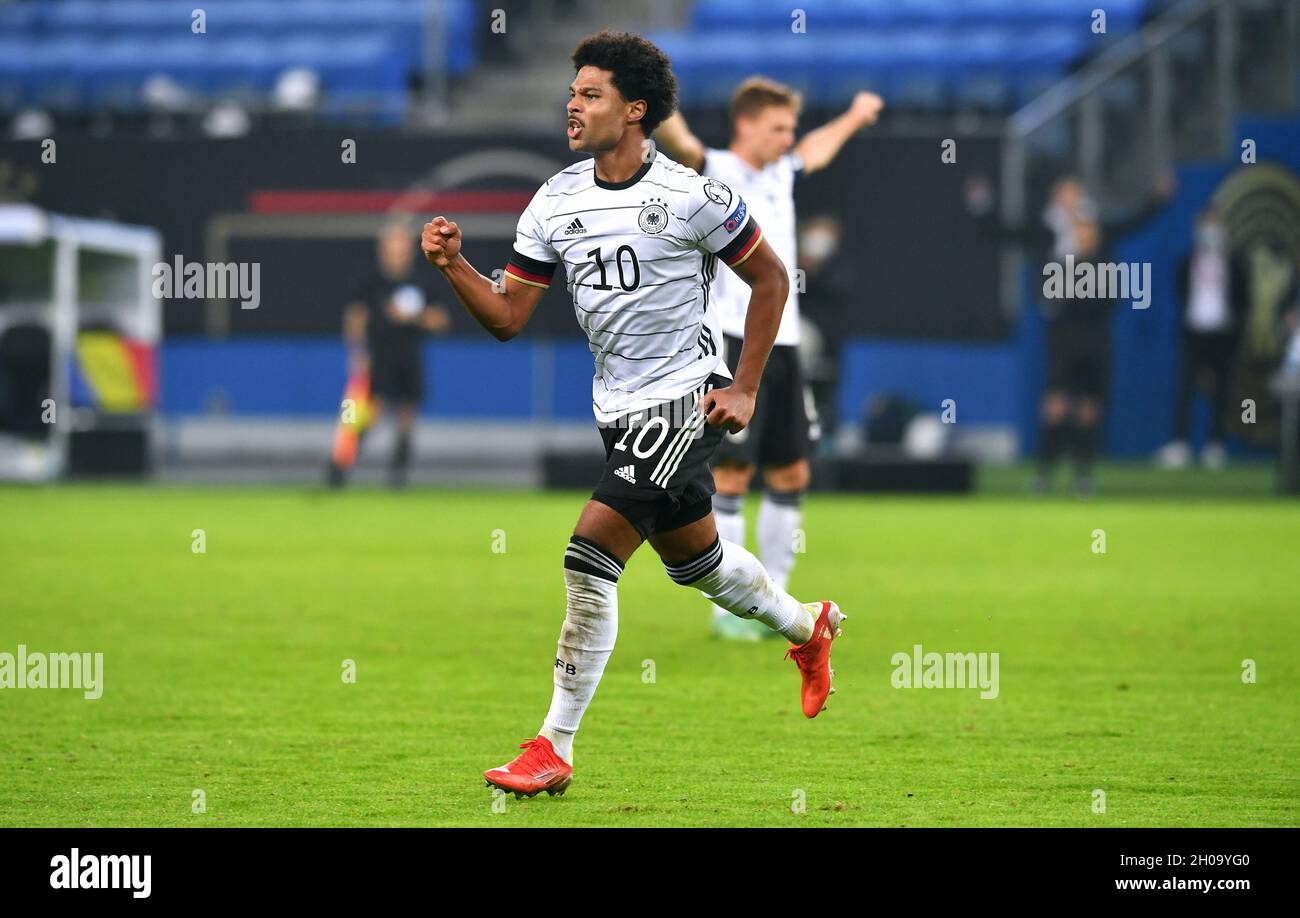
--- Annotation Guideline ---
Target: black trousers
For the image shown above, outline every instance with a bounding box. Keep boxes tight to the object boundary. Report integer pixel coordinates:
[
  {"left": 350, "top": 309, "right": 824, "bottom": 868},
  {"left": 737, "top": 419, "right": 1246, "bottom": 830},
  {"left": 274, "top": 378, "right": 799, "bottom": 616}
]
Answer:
[{"left": 1175, "top": 331, "right": 1236, "bottom": 440}]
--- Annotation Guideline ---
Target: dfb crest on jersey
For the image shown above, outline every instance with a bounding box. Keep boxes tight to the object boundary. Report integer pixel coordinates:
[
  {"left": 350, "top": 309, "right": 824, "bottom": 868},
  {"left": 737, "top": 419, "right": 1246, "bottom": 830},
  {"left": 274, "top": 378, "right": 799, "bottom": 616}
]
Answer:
[
  {"left": 704, "top": 179, "right": 732, "bottom": 207},
  {"left": 638, "top": 201, "right": 669, "bottom": 235}
]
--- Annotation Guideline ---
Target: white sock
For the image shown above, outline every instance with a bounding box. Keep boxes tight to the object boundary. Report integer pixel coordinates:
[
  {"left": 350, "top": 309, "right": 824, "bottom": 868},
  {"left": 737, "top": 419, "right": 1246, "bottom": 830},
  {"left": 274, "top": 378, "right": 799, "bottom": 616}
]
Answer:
[
  {"left": 541, "top": 536, "right": 623, "bottom": 764},
  {"left": 710, "top": 492, "right": 746, "bottom": 621},
  {"left": 758, "top": 489, "right": 803, "bottom": 592},
  {"left": 666, "top": 537, "right": 814, "bottom": 643},
  {"left": 538, "top": 725, "right": 574, "bottom": 763}
]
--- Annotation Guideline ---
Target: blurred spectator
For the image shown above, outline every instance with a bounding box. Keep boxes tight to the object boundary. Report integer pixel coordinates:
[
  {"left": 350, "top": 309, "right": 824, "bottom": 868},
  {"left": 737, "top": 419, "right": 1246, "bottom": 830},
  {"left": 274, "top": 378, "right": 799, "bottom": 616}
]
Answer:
[
  {"left": 1155, "top": 205, "right": 1248, "bottom": 470},
  {"left": 965, "top": 172, "right": 1172, "bottom": 495}
]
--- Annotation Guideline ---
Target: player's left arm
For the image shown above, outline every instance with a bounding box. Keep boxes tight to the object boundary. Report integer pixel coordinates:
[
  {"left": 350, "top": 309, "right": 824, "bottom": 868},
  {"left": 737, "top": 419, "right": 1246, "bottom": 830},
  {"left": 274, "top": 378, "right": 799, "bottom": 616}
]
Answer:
[
  {"left": 793, "top": 91, "right": 883, "bottom": 174},
  {"left": 702, "top": 237, "right": 789, "bottom": 432}
]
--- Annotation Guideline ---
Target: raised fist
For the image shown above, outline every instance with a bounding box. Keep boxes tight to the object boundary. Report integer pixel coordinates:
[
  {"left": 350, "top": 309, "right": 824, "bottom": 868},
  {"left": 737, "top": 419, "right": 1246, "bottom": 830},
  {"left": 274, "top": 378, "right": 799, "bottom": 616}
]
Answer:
[{"left": 422, "top": 216, "right": 461, "bottom": 268}]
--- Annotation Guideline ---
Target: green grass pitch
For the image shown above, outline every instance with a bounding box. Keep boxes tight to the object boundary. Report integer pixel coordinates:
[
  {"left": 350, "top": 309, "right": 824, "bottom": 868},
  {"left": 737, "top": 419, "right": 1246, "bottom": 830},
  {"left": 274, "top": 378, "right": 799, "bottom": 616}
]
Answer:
[{"left": 1, "top": 475, "right": 1297, "bottom": 827}]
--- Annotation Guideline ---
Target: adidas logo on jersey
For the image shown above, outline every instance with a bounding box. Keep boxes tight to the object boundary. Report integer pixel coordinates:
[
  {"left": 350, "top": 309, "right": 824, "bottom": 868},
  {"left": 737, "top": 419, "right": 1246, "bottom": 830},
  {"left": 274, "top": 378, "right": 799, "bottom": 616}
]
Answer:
[
  {"left": 563, "top": 218, "right": 587, "bottom": 236},
  {"left": 613, "top": 464, "right": 636, "bottom": 484}
]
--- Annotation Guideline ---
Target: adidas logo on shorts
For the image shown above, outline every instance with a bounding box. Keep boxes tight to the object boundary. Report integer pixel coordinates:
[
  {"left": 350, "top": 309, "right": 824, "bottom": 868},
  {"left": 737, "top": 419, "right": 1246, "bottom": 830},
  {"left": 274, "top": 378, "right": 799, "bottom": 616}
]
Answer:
[
  {"left": 613, "top": 464, "right": 636, "bottom": 484},
  {"left": 563, "top": 218, "right": 587, "bottom": 236}
]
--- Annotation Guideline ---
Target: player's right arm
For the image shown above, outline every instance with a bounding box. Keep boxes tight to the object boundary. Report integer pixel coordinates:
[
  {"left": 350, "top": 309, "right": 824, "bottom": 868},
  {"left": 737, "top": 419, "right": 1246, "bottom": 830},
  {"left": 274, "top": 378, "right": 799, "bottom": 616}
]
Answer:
[
  {"left": 653, "top": 112, "right": 706, "bottom": 171},
  {"left": 422, "top": 216, "right": 546, "bottom": 342}
]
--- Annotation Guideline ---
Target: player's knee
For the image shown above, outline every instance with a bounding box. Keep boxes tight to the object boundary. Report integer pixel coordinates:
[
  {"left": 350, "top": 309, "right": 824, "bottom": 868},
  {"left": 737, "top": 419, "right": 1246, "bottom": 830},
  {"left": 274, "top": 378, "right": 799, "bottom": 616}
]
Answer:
[
  {"left": 663, "top": 537, "right": 761, "bottom": 619},
  {"left": 563, "top": 535, "right": 624, "bottom": 588},
  {"left": 1042, "top": 394, "right": 1068, "bottom": 422},
  {"left": 662, "top": 535, "right": 726, "bottom": 592},
  {"left": 763, "top": 460, "right": 809, "bottom": 492},
  {"left": 713, "top": 461, "right": 754, "bottom": 494}
]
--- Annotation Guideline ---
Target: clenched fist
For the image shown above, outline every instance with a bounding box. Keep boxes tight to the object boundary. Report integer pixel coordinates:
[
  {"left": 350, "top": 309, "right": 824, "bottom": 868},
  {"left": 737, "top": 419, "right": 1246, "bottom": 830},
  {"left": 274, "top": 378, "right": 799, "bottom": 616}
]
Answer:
[
  {"left": 701, "top": 385, "right": 755, "bottom": 433},
  {"left": 850, "top": 91, "right": 884, "bottom": 128},
  {"left": 422, "top": 216, "right": 461, "bottom": 268}
]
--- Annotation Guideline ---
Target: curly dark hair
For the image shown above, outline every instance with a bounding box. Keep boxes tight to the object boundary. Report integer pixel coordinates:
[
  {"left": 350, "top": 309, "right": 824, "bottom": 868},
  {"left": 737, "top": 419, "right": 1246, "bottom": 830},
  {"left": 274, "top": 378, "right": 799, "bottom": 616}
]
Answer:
[{"left": 571, "top": 31, "right": 677, "bottom": 136}]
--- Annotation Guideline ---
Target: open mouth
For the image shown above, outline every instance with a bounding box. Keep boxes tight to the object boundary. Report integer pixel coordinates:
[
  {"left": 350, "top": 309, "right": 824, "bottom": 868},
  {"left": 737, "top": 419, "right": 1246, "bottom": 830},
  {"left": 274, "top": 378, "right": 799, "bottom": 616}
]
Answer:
[{"left": 567, "top": 119, "right": 583, "bottom": 139}]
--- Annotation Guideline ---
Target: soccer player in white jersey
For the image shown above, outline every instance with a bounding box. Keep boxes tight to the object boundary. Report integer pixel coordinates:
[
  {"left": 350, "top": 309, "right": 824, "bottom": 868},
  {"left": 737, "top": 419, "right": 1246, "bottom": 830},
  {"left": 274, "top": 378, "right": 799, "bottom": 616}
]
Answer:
[
  {"left": 421, "top": 32, "right": 845, "bottom": 798},
  {"left": 654, "top": 79, "right": 883, "bottom": 640}
]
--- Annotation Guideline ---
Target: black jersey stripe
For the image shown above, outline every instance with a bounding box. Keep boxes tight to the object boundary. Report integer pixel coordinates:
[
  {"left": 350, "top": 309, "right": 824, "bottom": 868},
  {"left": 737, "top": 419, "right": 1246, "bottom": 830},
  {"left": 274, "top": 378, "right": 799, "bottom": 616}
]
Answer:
[
  {"left": 571, "top": 295, "right": 700, "bottom": 317},
  {"left": 586, "top": 321, "right": 700, "bottom": 338},
  {"left": 547, "top": 204, "right": 683, "bottom": 222},
  {"left": 572, "top": 274, "right": 698, "bottom": 290},
  {"left": 599, "top": 343, "right": 699, "bottom": 361},
  {"left": 552, "top": 229, "right": 684, "bottom": 249},
  {"left": 683, "top": 198, "right": 711, "bottom": 224},
  {"left": 568, "top": 253, "right": 699, "bottom": 267},
  {"left": 701, "top": 251, "right": 717, "bottom": 314}
]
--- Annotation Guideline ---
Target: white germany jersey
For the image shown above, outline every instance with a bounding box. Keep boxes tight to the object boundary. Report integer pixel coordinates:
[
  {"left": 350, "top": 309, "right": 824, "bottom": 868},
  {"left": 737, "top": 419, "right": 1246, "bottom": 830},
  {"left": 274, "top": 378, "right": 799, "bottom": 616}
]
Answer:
[
  {"left": 703, "top": 148, "right": 802, "bottom": 346},
  {"left": 505, "top": 152, "right": 765, "bottom": 424}
]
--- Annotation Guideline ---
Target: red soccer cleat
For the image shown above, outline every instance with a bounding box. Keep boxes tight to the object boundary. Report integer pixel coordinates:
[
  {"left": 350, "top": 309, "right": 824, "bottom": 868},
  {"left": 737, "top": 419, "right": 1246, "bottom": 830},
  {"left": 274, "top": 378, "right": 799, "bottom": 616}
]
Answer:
[
  {"left": 483, "top": 736, "right": 573, "bottom": 798},
  {"left": 785, "top": 601, "right": 846, "bottom": 718}
]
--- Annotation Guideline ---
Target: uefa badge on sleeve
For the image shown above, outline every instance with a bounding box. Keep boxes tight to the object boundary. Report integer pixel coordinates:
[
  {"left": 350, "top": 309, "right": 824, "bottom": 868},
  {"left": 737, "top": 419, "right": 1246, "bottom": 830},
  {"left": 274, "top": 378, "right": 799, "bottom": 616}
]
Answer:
[{"left": 704, "top": 179, "right": 731, "bottom": 206}]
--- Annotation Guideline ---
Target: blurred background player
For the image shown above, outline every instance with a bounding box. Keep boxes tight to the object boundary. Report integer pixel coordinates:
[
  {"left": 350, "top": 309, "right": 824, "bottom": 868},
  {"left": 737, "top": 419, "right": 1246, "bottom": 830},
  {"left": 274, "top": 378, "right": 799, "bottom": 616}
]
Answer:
[
  {"left": 965, "top": 171, "right": 1172, "bottom": 496},
  {"left": 328, "top": 219, "right": 450, "bottom": 488},
  {"left": 1156, "top": 205, "right": 1248, "bottom": 470},
  {"left": 655, "top": 80, "right": 882, "bottom": 639}
]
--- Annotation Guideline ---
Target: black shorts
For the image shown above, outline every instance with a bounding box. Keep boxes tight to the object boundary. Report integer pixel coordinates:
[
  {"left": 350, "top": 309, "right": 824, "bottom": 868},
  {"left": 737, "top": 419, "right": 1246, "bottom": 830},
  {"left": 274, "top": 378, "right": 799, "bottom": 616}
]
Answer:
[
  {"left": 371, "top": 346, "right": 424, "bottom": 404},
  {"left": 1045, "top": 323, "right": 1109, "bottom": 401},
  {"left": 1183, "top": 330, "right": 1235, "bottom": 375},
  {"left": 713, "top": 336, "right": 815, "bottom": 468},
  {"left": 591, "top": 374, "right": 730, "bottom": 540}
]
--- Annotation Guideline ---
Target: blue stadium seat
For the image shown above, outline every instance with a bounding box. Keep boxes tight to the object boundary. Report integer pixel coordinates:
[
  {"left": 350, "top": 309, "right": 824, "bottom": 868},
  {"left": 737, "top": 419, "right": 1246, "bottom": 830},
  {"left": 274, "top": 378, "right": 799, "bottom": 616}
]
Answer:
[
  {"left": 0, "top": 0, "right": 478, "bottom": 118},
  {"left": 1, "top": 0, "right": 1142, "bottom": 117},
  {"left": 951, "top": 28, "right": 1015, "bottom": 109},
  {"left": 0, "top": 3, "right": 38, "bottom": 34},
  {"left": 665, "top": 0, "right": 1149, "bottom": 111}
]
